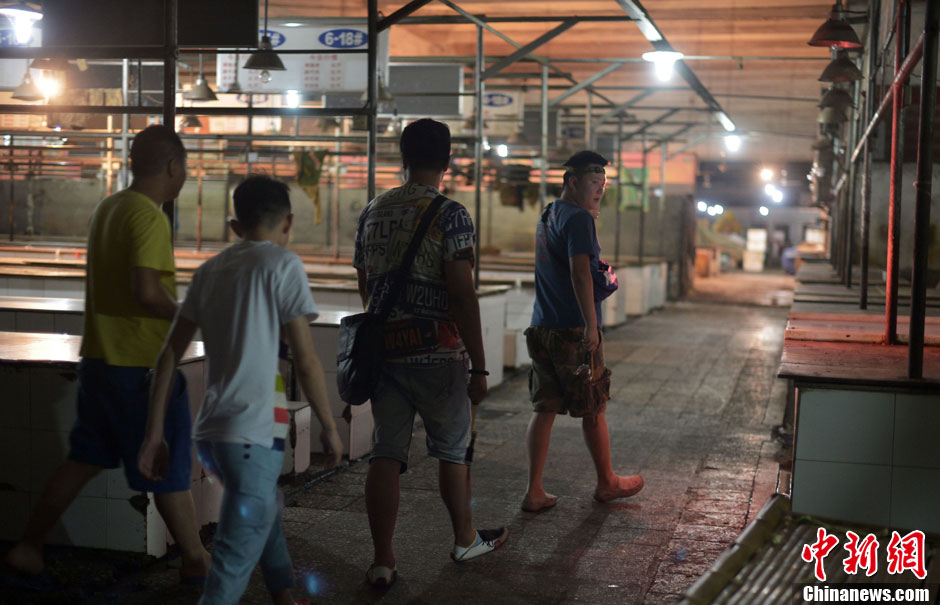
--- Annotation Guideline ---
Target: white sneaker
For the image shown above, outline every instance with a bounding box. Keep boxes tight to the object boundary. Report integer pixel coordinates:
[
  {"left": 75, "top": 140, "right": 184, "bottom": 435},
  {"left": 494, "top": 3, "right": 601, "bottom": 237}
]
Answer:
[{"left": 451, "top": 527, "right": 509, "bottom": 562}]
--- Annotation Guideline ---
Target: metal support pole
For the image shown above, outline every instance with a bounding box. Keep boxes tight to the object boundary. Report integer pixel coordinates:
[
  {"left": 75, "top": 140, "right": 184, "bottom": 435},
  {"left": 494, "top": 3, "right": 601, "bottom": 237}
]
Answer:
[
  {"left": 162, "top": 0, "right": 178, "bottom": 239},
  {"left": 196, "top": 140, "right": 203, "bottom": 250},
  {"left": 659, "top": 142, "right": 666, "bottom": 257},
  {"left": 121, "top": 58, "right": 130, "bottom": 189},
  {"left": 7, "top": 137, "right": 13, "bottom": 241},
  {"left": 639, "top": 133, "right": 647, "bottom": 265},
  {"left": 585, "top": 94, "right": 592, "bottom": 149},
  {"left": 614, "top": 118, "right": 622, "bottom": 263},
  {"left": 860, "top": 0, "right": 881, "bottom": 310},
  {"left": 844, "top": 73, "right": 862, "bottom": 288},
  {"left": 540, "top": 63, "right": 548, "bottom": 209},
  {"left": 908, "top": 0, "right": 939, "bottom": 378},
  {"left": 473, "top": 24, "right": 484, "bottom": 289},
  {"left": 332, "top": 123, "right": 341, "bottom": 259},
  {"left": 885, "top": 0, "right": 910, "bottom": 345},
  {"left": 367, "top": 0, "right": 378, "bottom": 202}
]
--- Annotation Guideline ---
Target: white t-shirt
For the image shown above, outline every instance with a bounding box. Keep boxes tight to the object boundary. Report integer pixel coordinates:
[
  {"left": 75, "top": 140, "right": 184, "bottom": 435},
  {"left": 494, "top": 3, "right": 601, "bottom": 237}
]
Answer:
[{"left": 181, "top": 240, "right": 318, "bottom": 446}]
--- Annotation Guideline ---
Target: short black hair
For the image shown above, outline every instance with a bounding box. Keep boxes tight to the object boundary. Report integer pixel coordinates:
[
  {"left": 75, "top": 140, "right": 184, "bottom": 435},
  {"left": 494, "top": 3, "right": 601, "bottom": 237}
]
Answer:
[
  {"left": 562, "top": 150, "right": 609, "bottom": 188},
  {"left": 232, "top": 175, "right": 292, "bottom": 230},
  {"left": 130, "top": 124, "right": 186, "bottom": 179},
  {"left": 400, "top": 118, "right": 451, "bottom": 172}
]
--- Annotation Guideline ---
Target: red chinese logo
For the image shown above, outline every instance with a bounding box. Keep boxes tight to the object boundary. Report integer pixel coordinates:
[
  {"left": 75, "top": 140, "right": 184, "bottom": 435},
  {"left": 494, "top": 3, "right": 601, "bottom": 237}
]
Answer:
[
  {"left": 842, "top": 531, "right": 879, "bottom": 577},
  {"left": 801, "top": 528, "right": 840, "bottom": 581},
  {"left": 886, "top": 530, "right": 927, "bottom": 579}
]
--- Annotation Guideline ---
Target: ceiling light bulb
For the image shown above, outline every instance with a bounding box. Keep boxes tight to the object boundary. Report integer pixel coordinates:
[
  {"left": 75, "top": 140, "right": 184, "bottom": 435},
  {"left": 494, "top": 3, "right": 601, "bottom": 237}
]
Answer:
[
  {"left": 714, "top": 204, "right": 724, "bottom": 215},
  {"left": 759, "top": 206, "right": 769, "bottom": 216},
  {"left": 772, "top": 190, "right": 784, "bottom": 204},
  {"left": 707, "top": 206, "right": 717, "bottom": 216},
  {"left": 724, "top": 134, "right": 742, "bottom": 152},
  {"left": 760, "top": 168, "right": 774, "bottom": 182},
  {"left": 764, "top": 183, "right": 778, "bottom": 196},
  {"left": 0, "top": 7, "right": 42, "bottom": 45},
  {"left": 259, "top": 69, "right": 272, "bottom": 83},
  {"left": 642, "top": 50, "right": 684, "bottom": 83},
  {"left": 696, "top": 201, "right": 707, "bottom": 212},
  {"left": 496, "top": 144, "right": 509, "bottom": 158}
]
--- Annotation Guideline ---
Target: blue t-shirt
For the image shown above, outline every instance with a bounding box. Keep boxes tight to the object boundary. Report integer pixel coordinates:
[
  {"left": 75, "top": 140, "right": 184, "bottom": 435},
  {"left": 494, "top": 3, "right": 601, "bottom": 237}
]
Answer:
[{"left": 531, "top": 200, "right": 603, "bottom": 328}]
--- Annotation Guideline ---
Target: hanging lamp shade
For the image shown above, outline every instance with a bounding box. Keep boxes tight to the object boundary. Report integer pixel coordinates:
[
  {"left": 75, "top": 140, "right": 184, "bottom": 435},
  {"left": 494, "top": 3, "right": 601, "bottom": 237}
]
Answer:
[
  {"left": 184, "top": 74, "right": 217, "bottom": 101},
  {"left": 818, "top": 86, "right": 854, "bottom": 110},
  {"left": 808, "top": 4, "right": 862, "bottom": 49},
  {"left": 243, "top": 36, "right": 285, "bottom": 71},
  {"left": 12, "top": 71, "right": 43, "bottom": 102},
  {"left": 29, "top": 57, "right": 70, "bottom": 71},
  {"left": 819, "top": 50, "right": 862, "bottom": 82},
  {"left": 818, "top": 106, "right": 846, "bottom": 125},
  {"left": 180, "top": 114, "right": 203, "bottom": 129}
]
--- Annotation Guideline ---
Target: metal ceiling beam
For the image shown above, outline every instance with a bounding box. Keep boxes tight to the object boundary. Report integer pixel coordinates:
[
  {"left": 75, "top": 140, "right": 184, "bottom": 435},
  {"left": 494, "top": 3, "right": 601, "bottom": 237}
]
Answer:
[
  {"left": 622, "top": 109, "right": 679, "bottom": 142},
  {"left": 596, "top": 90, "right": 654, "bottom": 124},
  {"left": 377, "top": 0, "right": 435, "bottom": 32},
  {"left": 613, "top": 0, "right": 735, "bottom": 127},
  {"left": 549, "top": 62, "right": 628, "bottom": 106},
  {"left": 395, "top": 15, "right": 635, "bottom": 24},
  {"left": 436, "top": 0, "right": 620, "bottom": 107},
  {"left": 645, "top": 123, "right": 696, "bottom": 153},
  {"left": 482, "top": 18, "right": 579, "bottom": 80},
  {"left": 666, "top": 132, "right": 711, "bottom": 159}
]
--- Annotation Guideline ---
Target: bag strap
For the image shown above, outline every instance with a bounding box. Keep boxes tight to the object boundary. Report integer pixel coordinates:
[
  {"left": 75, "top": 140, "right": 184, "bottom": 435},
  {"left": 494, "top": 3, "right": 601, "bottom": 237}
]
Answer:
[{"left": 373, "top": 193, "right": 448, "bottom": 320}]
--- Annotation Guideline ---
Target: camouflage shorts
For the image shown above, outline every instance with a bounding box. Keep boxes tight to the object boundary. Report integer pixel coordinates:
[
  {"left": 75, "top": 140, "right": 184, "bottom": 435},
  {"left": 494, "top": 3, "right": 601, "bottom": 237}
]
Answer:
[{"left": 525, "top": 326, "right": 611, "bottom": 418}]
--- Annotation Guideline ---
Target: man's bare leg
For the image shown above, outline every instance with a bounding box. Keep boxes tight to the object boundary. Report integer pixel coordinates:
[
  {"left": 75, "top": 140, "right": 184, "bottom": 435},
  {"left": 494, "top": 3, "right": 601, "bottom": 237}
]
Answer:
[
  {"left": 581, "top": 413, "right": 644, "bottom": 502},
  {"left": 153, "top": 491, "right": 211, "bottom": 580},
  {"left": 4, "top": 460, "right": 102, "bottom": 575},
  {"left": 365, "top": 458, "right": 402, "bottom": 570},
  {"left": 438, "top": 461, "right": 476, "bottom": 547},
  {"left": 522, "top": 411, "right": 559, "bottom": 512}
]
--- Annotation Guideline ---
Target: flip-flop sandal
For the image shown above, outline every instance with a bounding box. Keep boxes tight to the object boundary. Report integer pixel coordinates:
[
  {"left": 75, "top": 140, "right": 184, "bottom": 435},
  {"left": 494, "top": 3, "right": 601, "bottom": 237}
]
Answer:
[{"left": 365, "top": 564, "right": 398, "bottom": 589}]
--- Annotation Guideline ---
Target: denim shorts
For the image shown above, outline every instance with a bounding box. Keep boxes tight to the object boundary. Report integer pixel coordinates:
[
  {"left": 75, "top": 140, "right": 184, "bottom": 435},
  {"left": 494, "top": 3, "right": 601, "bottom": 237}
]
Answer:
[
  {"left": 68, "top": 358, "right": 192, "bottom": 493},
  {"left": 369, "top": 360, "right": 471, "bottom": 472}
]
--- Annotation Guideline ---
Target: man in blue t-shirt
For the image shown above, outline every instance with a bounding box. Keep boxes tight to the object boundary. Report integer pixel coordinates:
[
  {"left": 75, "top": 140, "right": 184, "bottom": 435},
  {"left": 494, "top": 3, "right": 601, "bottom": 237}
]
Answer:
[{"left": 522, "top": 151, "right": 645, "bottom": 514}]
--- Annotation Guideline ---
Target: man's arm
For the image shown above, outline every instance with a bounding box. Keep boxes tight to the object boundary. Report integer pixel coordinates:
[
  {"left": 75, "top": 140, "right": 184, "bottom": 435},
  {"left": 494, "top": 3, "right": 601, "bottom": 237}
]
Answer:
[
  {"left": 356, "top": 268, "right": 369, "bottom": 310},
  {"left": 284, "top": 315, "right": 344, "bottom": 468},
  {"left": 570, "top": 253, "right": 599, "bottom": 352},
  {"left": 444, "top": 258, "right": 487, "bottom": 404},
  {"left": 131, "top": 267, "right": 178, "bottom": 320},
  {"left": 138, "top": 315, "right": 197, "bottom": 481}
]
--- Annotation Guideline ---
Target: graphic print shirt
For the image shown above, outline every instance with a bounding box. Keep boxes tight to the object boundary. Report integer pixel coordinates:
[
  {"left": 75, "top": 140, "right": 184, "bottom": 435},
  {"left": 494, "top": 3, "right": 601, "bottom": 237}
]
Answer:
[{"left": 353, "top": 184, "right": 476, "bottom": 365}]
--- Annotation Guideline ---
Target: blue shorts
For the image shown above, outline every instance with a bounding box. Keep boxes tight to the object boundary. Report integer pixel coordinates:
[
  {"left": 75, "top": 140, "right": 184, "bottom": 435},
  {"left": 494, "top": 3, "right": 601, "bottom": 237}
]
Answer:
[
  {"left": 369, "top": 360, "right": 471, "bottom": 472},
  {"left": 68, "top": 358, "right": 192, "bottom": 493}
]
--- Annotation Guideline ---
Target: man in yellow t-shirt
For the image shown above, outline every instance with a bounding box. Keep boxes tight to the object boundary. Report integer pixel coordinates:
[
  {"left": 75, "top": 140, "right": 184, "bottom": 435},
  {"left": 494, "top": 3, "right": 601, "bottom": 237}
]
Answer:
[{"left": 4, "top": 125, "right": 210, "bottom": 584}]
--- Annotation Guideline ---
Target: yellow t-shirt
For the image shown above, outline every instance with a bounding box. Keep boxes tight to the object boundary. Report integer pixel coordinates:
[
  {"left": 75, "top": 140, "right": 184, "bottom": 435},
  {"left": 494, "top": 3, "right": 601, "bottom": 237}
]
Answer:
[{"left": 79, "top": 189, "right": 176, "bottom": 367}]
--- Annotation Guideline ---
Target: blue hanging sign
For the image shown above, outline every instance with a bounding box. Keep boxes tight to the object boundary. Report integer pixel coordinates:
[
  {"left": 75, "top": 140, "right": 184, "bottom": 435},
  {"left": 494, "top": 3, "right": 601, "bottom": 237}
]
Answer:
[
  {"left": 484, "top": 93, "right": 513, "bottom": 107},
  {"left": 261, "top": 29, "right": 286, "bottom": 47},
  {"left": 318, "top": 28, "right": 368, "bottom": 49}
]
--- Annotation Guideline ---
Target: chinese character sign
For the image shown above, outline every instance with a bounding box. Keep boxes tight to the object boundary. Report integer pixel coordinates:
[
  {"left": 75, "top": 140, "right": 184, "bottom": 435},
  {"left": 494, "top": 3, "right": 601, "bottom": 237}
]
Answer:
[{"left": 801, "top": 528, "right": 927, "bottom": 582}]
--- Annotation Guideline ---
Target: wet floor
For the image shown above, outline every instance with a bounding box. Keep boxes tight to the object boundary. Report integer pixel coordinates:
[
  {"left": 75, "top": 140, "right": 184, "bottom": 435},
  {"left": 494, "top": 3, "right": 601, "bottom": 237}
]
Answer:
[{"left": 1, "top": 292, "right": 792, "bottom": 604}]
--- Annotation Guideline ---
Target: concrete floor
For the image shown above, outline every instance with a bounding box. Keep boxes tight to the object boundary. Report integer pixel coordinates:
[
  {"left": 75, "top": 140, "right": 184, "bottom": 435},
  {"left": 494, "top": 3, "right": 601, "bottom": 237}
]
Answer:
[{"left": 1, "top": 294, "right": 792, "bottom": 604}]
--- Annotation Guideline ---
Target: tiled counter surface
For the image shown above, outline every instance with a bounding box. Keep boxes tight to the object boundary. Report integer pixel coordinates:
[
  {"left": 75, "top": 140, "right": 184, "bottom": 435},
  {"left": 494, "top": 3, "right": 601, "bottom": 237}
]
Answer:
[{"left": 0, "top": 332, "right": 215, "bottom": 557}]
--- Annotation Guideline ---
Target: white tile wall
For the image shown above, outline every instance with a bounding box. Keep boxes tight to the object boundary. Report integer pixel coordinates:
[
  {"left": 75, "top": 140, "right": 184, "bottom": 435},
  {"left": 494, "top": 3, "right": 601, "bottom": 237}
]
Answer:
[
  {"left": 106, "top": 497, "right": 149, "bottom": 552},
  {"left": 0, "top": 490, "right": 30, "bottom": 541},
  {"left": 893, "top": 393, "right": 940, "bottom": 468},
  {"left": 792, "top": 460, "right": 891, "bottom": 527},
  {"left": 890, "top": 466, "right": 940, "bottom": 534},
  {"left": 0, "top": 365, "right": 29, "bottom": 428},
  {"left": 281, "top": 401, "right": 311, "bottom": 476},
  {"left": 16, "top": 312, "right": 55, "bottom": 333},
  {"left": 478, "top": 293, "right": 506, "bottom": 385},
  {"left": 29, "top": 367, "right": 79, "bottom": 431},
  {"left": 47, "top": 495, "right": 109, "bottom": 549},
  {"left": 0, "top": 428, "right": 31, "bottom": 491},
  {"left": 624, "top": 267, "right": 647, "bottom": 316},
  {"left": 145, "top": 494, "right": 168, "bottom": 558},
  {"left": 796, "top": 389, "right": 894, "bottom": 465}
]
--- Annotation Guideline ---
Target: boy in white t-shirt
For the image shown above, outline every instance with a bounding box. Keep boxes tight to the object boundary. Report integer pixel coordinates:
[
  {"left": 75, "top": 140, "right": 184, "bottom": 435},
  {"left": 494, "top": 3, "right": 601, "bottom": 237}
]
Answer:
[{"left": 138, "top": 175, "right": 343, "bottom": 605}]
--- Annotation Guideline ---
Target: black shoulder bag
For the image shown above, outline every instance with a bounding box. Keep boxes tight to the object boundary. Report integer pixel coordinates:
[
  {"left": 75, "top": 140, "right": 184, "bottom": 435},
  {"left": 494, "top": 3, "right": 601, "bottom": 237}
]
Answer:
[{"left": 337, "top": 194, "right": 448, "bottom": 405}]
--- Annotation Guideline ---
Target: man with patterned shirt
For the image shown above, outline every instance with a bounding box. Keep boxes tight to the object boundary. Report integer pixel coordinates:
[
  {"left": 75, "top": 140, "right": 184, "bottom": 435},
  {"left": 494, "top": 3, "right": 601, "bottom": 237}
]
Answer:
[{"left": 354, "top": 118, "right": 507, "bottom": 588}]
